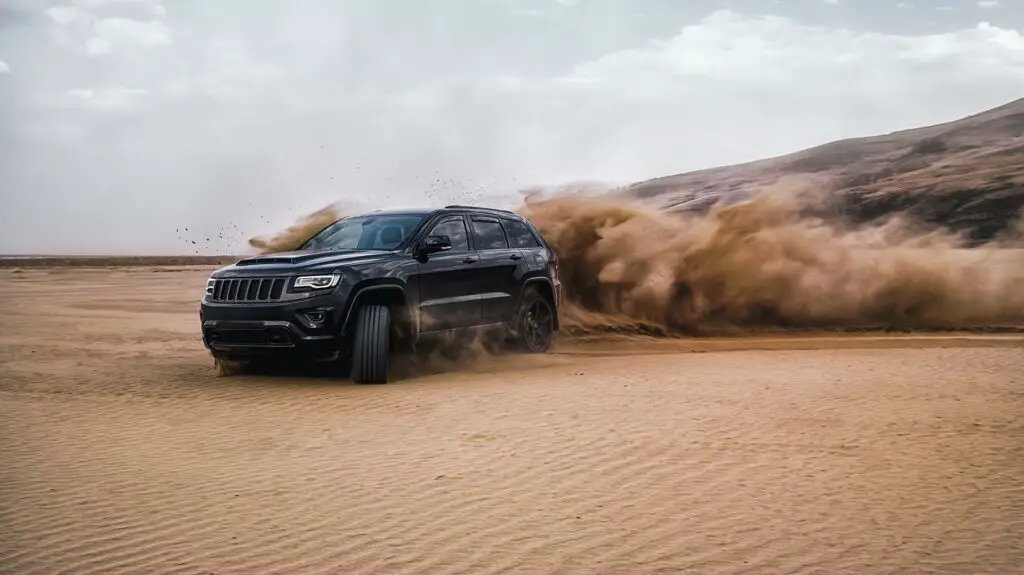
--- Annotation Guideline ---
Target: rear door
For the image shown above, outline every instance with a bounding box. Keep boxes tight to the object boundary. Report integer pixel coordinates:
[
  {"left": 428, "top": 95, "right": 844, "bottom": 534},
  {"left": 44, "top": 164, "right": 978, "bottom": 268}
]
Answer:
[
  {"left": 468, "top": 216, "right": 523, "bottom": 324},
  {"left": 505, "top": 217, "right": 560, "bottom": 308},
  {"left": 414, "top": 215, "right": 481, "bottom": 331}
]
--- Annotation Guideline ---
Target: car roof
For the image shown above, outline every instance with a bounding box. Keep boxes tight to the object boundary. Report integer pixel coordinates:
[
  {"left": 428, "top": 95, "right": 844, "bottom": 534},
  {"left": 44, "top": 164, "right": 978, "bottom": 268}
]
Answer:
[
  {"left": 356, "top": 208, "right": 434, "bottom": 217},
  {"left": 357, "top": 205, "right": 525, "bottom": 220},
  {"left": 436, "top": 205, "right": 524, "bottom": 219}
]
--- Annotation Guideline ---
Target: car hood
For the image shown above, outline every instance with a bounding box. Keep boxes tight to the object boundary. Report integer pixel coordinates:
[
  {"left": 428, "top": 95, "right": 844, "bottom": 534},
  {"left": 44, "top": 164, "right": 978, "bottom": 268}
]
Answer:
[{"left": 215, "top": 248, "right": 394, "bottom": 275}]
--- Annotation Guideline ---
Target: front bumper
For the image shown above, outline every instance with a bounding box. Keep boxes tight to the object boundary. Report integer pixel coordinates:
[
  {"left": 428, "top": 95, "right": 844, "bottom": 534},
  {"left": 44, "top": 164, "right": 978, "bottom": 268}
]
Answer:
[{"left": 200, "top": 287, "right": 350, "bottom": 360}]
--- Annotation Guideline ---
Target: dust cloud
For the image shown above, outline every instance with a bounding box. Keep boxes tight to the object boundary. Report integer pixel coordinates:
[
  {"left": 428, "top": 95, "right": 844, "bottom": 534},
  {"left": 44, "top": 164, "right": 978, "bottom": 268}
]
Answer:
[
  {"left": 248, "top": 202, "right": 355, "bottom": 254},
  {"left": 249, "top": 184, "right": 1024, "bottom": 335},
  {"left": 522, "top": 185, "right": 1024, "bottom": 333}
]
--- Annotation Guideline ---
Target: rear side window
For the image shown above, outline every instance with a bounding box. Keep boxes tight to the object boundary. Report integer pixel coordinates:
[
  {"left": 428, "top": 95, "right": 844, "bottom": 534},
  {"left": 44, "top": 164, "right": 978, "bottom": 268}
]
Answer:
[
  {"left": 471, "top": 218, "right": 509, "bottom": 250},
  {"left": 502, "top": 219, "right": 541, "bottom": 248}
]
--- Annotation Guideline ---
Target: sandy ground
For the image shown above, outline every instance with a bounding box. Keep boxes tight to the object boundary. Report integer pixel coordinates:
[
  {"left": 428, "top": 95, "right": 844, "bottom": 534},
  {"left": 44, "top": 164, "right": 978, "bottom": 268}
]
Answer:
[{"left": 1, "top": 267, "right": 1022, "bottom": 575}]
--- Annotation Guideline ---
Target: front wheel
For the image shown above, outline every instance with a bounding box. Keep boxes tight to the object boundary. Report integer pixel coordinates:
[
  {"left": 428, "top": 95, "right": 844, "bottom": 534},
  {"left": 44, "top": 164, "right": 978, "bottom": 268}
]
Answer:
[
  {"left": 351, "top": 304, "right": 391, "bottom": 384},
  {"left": 513, "top": 289, "right": 556, "bottom": 353}
]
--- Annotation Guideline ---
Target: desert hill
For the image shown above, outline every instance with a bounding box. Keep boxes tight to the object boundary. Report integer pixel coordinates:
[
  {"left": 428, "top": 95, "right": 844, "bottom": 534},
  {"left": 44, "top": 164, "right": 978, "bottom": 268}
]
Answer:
[{"left": 619, "top": 98, "right": 1024, "bottom": 242}]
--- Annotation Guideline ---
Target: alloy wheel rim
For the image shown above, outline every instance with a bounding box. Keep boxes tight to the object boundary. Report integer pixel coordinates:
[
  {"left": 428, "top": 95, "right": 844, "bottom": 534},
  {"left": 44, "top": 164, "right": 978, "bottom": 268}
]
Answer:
[{"left": 524, "top": 300, "right": 552, "bottom": 350}]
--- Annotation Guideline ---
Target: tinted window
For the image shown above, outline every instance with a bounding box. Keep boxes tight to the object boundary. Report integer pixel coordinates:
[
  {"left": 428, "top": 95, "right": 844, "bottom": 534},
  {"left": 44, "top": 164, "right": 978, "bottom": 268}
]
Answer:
[
  {"left": 502, "top": 219, "right": 541, "bottom": 248},
  {"left": 471, "top": 219, "right": 509, "bottom": 250},
  {"left": 429, "top": 217, "right": 470, "bottom": 252}
]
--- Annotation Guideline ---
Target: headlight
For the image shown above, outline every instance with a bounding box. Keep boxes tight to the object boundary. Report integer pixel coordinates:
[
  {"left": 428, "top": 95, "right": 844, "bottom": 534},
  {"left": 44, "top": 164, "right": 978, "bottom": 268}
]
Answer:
[
  {"left": 206, "top": 278, "right": 216, "bottom": 296},
  {"left": 293, "top": 274, "right": 341, "bottom": 290}
]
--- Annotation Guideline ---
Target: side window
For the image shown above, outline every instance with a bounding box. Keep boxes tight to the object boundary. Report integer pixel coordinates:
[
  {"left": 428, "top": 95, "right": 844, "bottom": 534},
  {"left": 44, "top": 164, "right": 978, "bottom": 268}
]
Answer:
[
  {"left": 471, "top": 218, "right": 509, "bottom": 250},
  {"left": 502, "top": 219, "right": 541, "bottom": 248},
  {"left": 429, "top": 217, "right": 469, "bottom": 253}
]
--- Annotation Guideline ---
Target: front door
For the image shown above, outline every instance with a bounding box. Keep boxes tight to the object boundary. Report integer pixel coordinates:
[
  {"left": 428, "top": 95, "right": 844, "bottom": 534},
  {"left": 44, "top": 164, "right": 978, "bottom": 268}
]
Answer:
[
  {"left": 415, "top": 215, "right": 481, "bottom": 331},
  {"left": 469, "top": 216, "right": 523, "bottom": 325}
]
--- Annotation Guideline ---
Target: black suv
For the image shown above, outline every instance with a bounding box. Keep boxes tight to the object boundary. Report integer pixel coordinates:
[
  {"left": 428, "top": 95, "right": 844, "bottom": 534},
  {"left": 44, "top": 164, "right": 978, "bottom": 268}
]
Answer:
[{"left": 200, "top": 205, "right": 561, "bottom": 383}]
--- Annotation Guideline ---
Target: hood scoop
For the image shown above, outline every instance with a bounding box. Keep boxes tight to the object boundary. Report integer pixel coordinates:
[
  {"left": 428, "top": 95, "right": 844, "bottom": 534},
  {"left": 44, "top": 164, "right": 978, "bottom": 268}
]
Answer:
[
  {"left": 235, "top": 250, "right": 323, "bottom": 266},
  {"left": 233, "top": 249, "right": 385, "bottom": 267},
  {"left": 235, "top": 256, "right": 294, "bottom": 266}
]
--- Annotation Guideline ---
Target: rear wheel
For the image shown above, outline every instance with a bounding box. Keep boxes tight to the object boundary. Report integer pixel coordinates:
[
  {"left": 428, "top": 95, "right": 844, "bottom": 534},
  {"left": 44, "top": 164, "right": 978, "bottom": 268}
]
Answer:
[
  {"left": 513, "top": 288, "right": 555, "bottom": 353},
  {"left": 351, "top": 304, "right": 391, "bottom": 384}
]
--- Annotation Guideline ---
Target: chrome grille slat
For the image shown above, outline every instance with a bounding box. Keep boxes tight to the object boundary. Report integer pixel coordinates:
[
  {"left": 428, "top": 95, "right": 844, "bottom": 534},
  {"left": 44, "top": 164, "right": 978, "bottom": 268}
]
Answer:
[{"left": 210, "top": 277, "right": 288, "bottom": 303}]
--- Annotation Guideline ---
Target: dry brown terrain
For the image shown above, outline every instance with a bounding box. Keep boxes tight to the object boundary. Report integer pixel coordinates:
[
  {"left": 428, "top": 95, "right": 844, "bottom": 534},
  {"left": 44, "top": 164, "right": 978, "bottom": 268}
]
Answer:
[
  {"left": 0, "top": 255, "right": 239, "bottom": 268},
  {"left": 619, "top": 98, "right": 1024, "bottom": 243},
  {"left": 2, "top": 265, "right": 1022, "bottom": 575}
]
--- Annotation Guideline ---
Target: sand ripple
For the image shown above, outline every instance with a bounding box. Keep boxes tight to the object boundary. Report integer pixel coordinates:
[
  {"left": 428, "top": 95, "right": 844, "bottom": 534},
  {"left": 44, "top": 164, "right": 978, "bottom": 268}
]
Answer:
[{"left": 1, "top": 268, "right": 1022, "bottom": 574}]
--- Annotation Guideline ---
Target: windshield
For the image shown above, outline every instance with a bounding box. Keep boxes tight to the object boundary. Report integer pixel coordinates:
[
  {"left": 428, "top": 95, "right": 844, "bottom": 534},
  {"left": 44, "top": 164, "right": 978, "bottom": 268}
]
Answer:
[{"left": 300, "top": 214, "right": 425, "bottom": 251}]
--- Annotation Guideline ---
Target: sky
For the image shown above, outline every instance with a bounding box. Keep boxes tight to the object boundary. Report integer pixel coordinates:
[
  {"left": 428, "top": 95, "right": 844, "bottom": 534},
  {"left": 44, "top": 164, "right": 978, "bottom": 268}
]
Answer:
[{"left": 0, "top": 0, "right": 1022, "bottom": 254}]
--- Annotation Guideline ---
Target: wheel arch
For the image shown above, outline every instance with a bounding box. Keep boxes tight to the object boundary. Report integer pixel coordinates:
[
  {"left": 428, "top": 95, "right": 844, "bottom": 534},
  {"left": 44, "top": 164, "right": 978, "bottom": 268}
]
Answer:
[
  {"left": 519, "top": 276, "right": 559, "bottom": 330},
  {"left": 339, "top": 281, "right": 414, "bottom": 338}
]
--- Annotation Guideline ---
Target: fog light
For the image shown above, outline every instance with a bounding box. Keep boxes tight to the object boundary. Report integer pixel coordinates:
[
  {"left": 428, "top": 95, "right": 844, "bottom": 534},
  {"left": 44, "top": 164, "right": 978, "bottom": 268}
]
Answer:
[{"left": 305, "top": 311, "right": 326, "bottom": 324}]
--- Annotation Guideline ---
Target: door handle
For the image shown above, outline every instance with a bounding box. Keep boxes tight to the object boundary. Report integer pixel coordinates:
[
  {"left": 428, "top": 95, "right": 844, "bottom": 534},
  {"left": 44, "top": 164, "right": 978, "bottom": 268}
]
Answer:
[
  {"left": 462, "top": 257, "right": 478, "bottom": 264},
  {"left": 509, "top": 253, "right": 523, "bottom": 261}
]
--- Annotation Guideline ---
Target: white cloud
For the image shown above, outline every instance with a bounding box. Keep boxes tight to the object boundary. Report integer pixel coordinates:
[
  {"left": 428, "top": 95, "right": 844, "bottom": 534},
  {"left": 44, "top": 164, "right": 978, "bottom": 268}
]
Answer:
[
  {"left": 44, "top": 4, "right": 172, "bottom": 56},
  {"left": 65, "top": 87, "right": 148, "bottom": 110},
  {"left": 977, "top": 1, "right": 1000, "bottom": 8},
  {"left": 42, "top": 5, "right": 86, "bottom": 27},
  {"left": 2, "top": 5, "right": 1024, "bottom": 253},
  {"left": 490, "top": 9, "right": 1024, "bottom": 181},
  {"left": 90, "top": 18, "right": 172, "bottom": 53},
  {"left": 162, "top": 42, "right": 286, "bottom": 99},
  {"left": 558, "top": 10, "right": 1024, "bottom": 91},
  {"left": 823, "top": 0, "right": 839, "bottom": 5},
  {"left": 0, "top": 59, "right": 10, "bottom": 75},
  {"left": 70, "top": 0, "right": 166, "bottom": 16},
  {"left": 72, "top": 0, "right": 149, "bottom": 5}
]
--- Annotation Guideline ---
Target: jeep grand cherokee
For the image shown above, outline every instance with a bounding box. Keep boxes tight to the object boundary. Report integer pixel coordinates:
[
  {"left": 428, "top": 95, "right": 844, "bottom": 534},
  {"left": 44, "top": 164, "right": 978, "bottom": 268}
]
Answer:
[{"left": 200, "top": 205, "right": 561, "bottom": 384}]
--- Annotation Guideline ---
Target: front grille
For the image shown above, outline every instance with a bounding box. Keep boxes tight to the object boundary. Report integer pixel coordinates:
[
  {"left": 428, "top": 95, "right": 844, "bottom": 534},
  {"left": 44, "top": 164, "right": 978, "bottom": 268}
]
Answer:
[{"left": 209, "top": 277, "right": 287, "bottom": 303}]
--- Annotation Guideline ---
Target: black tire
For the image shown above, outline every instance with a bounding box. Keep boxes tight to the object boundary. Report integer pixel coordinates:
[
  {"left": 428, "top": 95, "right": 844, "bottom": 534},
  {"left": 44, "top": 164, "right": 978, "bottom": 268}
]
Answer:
[
  {"left": 513, "top": 288, "right": 556, "bottom": 353},
  {"left": 351, "top": 304, "right": 391, "bottom": 384}
]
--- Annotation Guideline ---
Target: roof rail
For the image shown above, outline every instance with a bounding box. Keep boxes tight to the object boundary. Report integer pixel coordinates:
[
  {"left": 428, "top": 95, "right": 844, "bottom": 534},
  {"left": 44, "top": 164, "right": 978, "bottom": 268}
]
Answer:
[{"left": 444, "top": 204, "right": 518, "bottom": 215}]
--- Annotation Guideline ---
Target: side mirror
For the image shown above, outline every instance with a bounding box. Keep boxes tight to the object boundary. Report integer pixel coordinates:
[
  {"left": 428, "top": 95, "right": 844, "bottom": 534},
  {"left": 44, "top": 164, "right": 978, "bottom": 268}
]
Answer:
[{"left": 418, "top": 235, "right": 453, "bottom": 257}]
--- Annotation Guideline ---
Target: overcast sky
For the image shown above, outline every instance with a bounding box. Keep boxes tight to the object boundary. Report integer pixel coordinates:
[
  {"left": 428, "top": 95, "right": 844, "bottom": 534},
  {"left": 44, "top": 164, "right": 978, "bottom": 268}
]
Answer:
[{"left": 1, "top": 0, "right": 1022, "bottom": 254}]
